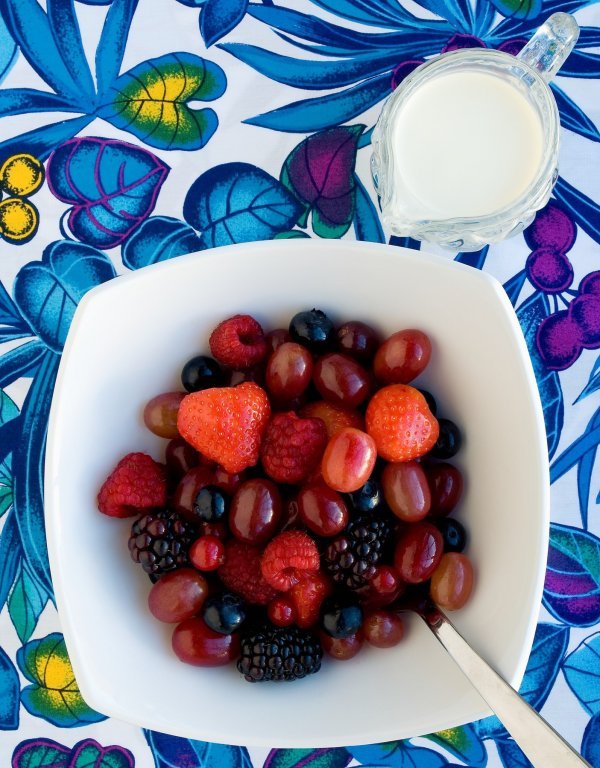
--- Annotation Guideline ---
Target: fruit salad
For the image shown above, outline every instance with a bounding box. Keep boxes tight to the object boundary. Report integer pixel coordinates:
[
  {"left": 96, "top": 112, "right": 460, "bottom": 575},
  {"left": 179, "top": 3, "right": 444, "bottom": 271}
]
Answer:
[{"left": 98, "top": 310, "right": 473, "bottom": 682}]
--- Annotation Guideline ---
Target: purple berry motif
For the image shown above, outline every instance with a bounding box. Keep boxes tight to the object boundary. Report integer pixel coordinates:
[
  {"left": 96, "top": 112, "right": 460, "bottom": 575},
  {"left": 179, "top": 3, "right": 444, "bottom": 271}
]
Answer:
[
  {"left": 524, "top": 201, "right": 577, "bottom": 253},
  {"left": 391, "top": 60, "right": 424, "bottom": 90},
  {"left": 569, "top": 294, "right": 600, "bottom": 349},
  {"left": 442, "top": 34, "right": 486, "bottom": 52},
  {"left": 526, "top": 248, "right": 574, "bottom": 293},
  {"left": 580, "top": 270, "right": 600, "bottom": 296},
  {"left": 536, "top": 311, "right": 582, "bottom": 370},
  {"left": 498, "top": 38, "right": 528, "bottom": 56}
]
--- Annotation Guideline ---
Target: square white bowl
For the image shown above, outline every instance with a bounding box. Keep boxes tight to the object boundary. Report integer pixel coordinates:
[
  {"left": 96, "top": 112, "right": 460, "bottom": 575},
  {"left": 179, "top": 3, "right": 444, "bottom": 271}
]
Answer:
[{"left": 45, "top": 239, "right": 549, "bottom": 747}]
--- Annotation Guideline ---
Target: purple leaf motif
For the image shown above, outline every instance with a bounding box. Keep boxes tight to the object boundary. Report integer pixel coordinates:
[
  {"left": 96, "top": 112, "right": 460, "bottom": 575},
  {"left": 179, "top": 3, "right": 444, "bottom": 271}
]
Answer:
[
  {"left": 281, "top": 125, "right": 363, "bottom": 238},
  {"left": 12, "top": 738, "right": 135, "bottom": 768},
  {"left": 12, "top": 738, "right": 71, "bottom": 768},
  {"left": 47, "top": 137, "right": 169, "bottom": 249},
  {"left": 544, "top": 523, "right": 600, "bottom": 626}
]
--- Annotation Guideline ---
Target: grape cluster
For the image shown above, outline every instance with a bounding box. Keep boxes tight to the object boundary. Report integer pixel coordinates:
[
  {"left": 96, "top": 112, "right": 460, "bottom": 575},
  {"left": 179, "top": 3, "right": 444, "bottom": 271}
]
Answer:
[{"left": 523, "top": 201, "right": 599, "bottom": 370}]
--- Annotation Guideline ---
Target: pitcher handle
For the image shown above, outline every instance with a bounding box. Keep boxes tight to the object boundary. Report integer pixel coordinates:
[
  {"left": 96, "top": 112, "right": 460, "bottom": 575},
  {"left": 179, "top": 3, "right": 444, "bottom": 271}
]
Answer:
[{"left": 517, "top": 12, "right": 580, "bottom": 82}]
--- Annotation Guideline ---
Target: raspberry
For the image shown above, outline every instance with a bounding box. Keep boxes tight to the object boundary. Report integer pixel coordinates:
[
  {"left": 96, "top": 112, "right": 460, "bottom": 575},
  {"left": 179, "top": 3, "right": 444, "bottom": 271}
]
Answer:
[
  {"left": 218, "top": 540, "right": 278, "bottom": 605},
  {"left": 209, "top": 314, "right": 267, "bottom": 369},
  {"left": 97, "top": 452, "right": 166, "bottom": 518},
  {"left": 365, "top": 384, "right": 439, "bottom": 462},
  {"left": 260, "top": 412, "right": 328, "bottom": 484},
  {"left": 177, "top": 382, "right": 270, "bottom": 474},
  {"left": 261, "top": 530, "right": 320, "bottom": 591}
]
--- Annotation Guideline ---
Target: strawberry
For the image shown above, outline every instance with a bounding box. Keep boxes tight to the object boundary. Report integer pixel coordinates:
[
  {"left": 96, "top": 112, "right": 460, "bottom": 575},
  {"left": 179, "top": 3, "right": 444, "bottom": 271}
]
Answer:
[
  {"left": 97, "top": 452, "right": 167, "bottom": 518},
  {"left": 300, "top": 400, "right": 364, "bottom": 439},
  {"left": 261, "top": 412, "right": 328, "bottom": 484},
  {"left": 289, "top": 571, "right": 333, "bottom": 629},
  {"left": 177, "top": 382, "right": 270, "bottom": 474},
  {"left": 218, "top": 540, "right": 278, "bottom": 605},
  {"left": 365, "top": 384, "right": 439, "bottom": 462},
  {"left": 261, "top": 530, "right": 320, "bottom": 591},
  {"left": 209, "top": 314, "right": 267, "bottom": 369}
]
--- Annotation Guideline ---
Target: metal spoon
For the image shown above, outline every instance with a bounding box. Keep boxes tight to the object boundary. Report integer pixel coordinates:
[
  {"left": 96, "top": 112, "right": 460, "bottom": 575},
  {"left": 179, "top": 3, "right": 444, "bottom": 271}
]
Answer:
[{"left": 418, "top": 602, "right": 591, "bottom": 767}]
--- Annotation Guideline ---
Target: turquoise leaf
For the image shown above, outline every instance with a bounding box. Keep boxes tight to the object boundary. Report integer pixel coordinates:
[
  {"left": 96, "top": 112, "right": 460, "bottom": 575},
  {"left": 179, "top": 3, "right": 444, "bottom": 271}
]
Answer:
[{"left": 8, "top": 561, "right": 49, "bottom": 643}]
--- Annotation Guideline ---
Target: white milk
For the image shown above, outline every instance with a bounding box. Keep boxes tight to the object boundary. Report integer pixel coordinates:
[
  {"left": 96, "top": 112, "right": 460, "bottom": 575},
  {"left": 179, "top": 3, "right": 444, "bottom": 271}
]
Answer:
[{"left": 392, "top": 70, "right": 545, "bottom": 219}]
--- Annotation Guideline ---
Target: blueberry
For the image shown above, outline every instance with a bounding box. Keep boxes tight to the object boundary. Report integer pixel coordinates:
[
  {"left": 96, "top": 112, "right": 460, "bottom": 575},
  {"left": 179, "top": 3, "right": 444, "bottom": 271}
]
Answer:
[
  {"left": 193, "top": 485, "right": 228, "bottom": 522},
  {"left": 418, "top": 389, "right": 437, "bottom": 416},
  {"left": 203, "top": 593, "right": 247, "bottom": 634},
  {"left": 436, "top": 517, "right": 467, "bottom": 553},
  {"left": 349, "top": 477, "right": 382, "bottom": 513},
  {"left": 430, "top": 418, "right": 462, "bottom": 459},
  {"left": 289, "top": 309, "right": 335, "bottom": 353},
  {"left": 181, "top": 355, "right": 223, "bottom": 392},
  {"left": 320, "top": 595, "right": 363, "bottom": 638}
]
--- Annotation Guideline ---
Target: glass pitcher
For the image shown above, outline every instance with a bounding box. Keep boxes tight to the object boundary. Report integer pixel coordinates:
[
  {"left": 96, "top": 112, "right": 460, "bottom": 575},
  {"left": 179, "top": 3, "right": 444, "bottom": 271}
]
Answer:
[{"left": 370, "top": 13, "right": 580, "bottom": 251}]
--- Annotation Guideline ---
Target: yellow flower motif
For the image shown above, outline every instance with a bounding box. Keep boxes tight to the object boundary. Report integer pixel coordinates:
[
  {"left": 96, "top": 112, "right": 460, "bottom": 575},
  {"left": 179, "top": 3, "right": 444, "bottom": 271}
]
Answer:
[
  {"left": 0, "top": 197, "right": 39, "bottom": 244},
  {"left": 0, "top": 153, "right": 45, "bottom": 197}
]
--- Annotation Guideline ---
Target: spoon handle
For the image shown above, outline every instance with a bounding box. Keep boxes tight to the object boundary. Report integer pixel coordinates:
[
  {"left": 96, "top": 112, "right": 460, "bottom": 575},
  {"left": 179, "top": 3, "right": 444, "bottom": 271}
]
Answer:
[{"left": 422, "top": 608, "right": 591, "bottom": 767}]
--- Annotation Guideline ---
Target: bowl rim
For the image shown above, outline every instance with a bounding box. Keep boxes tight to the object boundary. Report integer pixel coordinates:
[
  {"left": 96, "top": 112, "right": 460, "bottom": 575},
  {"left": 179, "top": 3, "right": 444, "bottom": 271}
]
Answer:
[{"left": 45, "top": 239, "right": 550, "bottom": 747}]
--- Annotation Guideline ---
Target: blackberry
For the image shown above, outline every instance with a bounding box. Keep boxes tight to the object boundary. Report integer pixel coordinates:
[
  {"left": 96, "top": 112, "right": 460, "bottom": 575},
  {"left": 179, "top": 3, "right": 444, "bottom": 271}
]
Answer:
[
  {"left": 128, "top": 509, "right": 195, "bottom": 581},
  {"left": 237, "top": 625, "right": 322, "bottom": 682},
  {"left": 323, "top": 512, "right": 393, "bottom": 589}
]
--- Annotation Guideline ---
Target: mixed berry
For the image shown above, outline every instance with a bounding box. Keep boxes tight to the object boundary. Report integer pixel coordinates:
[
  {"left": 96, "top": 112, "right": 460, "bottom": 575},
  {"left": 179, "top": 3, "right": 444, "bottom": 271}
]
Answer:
[{"left": 97, "top": 309, "right": 473, "bottom": 682}]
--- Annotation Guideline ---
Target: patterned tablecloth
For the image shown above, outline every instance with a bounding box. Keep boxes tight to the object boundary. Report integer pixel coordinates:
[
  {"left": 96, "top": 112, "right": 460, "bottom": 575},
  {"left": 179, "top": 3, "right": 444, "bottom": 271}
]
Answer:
[{"left": 0, "top": 0, "right": 599, "bottom": 765}]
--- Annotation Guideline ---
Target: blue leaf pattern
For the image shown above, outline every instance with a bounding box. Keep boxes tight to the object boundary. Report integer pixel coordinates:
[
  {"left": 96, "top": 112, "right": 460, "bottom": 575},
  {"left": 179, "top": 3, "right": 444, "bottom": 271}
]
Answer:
[
  {"left": 122, "top": 216, "right": 205, "bottom": 269},
  {"left": 183, "top": 162, "right": 302, "bottom": 247},
  {"left": 0, "top": 645, "right": 19, "bottom": 729},
  {"left": 13, "top": 240, "right": 117, "bottom": 352},
  {"left": 144, "top": 731, "right": 253, "bottom": 768},
  {"left": 201, "top": 0, "right": 249, "bottom": 46},
  {"left": 582, "top": 712, "right": 600, "bottom": 767},
  {"left": 563, "top": 632, "right": 600, "bottom": 714},
  {"left": 475, "top": 623, "right": 569, "bottom": 740},
  {"left": 346, "top": 743, "right": 449, "bottom": 767}
]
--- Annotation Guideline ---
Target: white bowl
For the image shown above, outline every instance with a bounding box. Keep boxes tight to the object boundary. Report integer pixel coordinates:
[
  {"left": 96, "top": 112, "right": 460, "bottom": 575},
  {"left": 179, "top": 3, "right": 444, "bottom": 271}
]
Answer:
[{"left": 45, "top": 239, "right": 549, "bottom": 747}]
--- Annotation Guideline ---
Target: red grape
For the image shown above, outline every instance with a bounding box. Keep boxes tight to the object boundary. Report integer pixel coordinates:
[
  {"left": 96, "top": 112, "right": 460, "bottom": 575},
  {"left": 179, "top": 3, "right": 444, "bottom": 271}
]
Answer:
[
  {"left": 430, "top": 553, "right": 474, "bottom": 610},
  {"left": 373, "top": 329, "right": 431, "bottom": 384},
  {"left": 426, "top": 462, "right": 463, "bottom": 516},
  {"left": 381, "top": 461, "right": 431, "bottom": 522},
  {"left": 320, "top": 630, "right": 364, "bottom": 660},
  {"left": 172, "top": 616, "right": 240, "bottom": 666},
  {"left": 336, "top": 321, "right": 381, "bottom": 362},
  {"left": 363, "top": 610, "right": 404, "bottom": 648},
  {"left": 321, "top": 428, "right": 377, "bottom": 493},
  {"left": 395, "top": 522, "right": 443, "bottom": 584},
  {"left": 143, "top": 392, "right": 186, "bottom": 438},
  {"left": 297, "top": 483, "right": 349, "bottom": 536},
  {"left": 265, "top": 342, "right": 313, "bottom": 400},
  {"left": 313, "top": 353, "right": 371, "bottom": 408},
  {"left": 229, "top": 478, "right": 282, "bottom": 544},
  {"left": 148, "top": 568, "right": 209, "bottom": 623}
]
